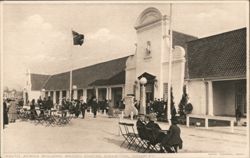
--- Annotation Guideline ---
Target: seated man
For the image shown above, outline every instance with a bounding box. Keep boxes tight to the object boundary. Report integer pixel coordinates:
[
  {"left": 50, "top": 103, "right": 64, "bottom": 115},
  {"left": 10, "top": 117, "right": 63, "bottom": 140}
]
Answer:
[
  {"left": 161, "top": 117, "right": 183, "bottom": 153},
  {"left": 145, "top": 113, "right": 166, "bottom": 146}
]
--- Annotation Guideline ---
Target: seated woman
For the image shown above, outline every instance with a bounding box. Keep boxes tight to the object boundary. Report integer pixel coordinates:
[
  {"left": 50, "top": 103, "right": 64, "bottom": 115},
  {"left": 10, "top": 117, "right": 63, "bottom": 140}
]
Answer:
[{"left": 161, "top": 117, "right": 183, "bottom": 153}]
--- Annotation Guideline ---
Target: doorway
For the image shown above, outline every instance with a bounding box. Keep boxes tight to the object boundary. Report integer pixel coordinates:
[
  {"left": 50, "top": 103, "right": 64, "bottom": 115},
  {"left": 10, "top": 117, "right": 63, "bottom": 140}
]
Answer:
[{"left": 111, "top": 87, "right": 122, "bottom": 108}]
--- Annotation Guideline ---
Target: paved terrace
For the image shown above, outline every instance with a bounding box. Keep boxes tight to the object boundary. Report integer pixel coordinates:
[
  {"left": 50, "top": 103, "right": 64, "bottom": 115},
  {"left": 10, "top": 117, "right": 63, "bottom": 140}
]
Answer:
[{"left": 2, "top": 112, "right": 248, "bottom": 155}]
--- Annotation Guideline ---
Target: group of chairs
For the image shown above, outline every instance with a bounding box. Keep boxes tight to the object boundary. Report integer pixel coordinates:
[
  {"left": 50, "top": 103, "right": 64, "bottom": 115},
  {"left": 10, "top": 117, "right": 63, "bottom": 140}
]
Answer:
[
  {"left": 118, "top": 122, "right": 179, "bottom": 153},
  {"left": 18, "top": 108, "right": 73, "bottom": 127}
]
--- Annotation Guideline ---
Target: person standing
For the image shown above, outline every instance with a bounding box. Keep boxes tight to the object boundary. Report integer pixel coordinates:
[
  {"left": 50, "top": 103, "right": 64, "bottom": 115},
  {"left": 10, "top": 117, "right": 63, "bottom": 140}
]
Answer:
[
  {"left": 91, "top": 97, "right": 98, "bottom": 118},
  {"left": 30, "top": 99, "right": 37, "bottom": 120},
  {"left": 107, "top": 99, "right": 113, "bottom": 117},
  {"left": 236, "top": 106, "right": 242, "bottom": 126},
  {"left": 8, "top": 98, "right": 18, "bottom": 123},
  {"left": 161, "top": 117, "right": 183, "bottom": 153},
  {"left": 46, "top": 96, "right": 53, "bottom": 115},
  {"left": 74, "top": 100, "right": 80, "bottom": 118},
  {"left": 3, "top": 99, "right": 9, "bottom": 128},
  {"left": 80, "top": 97, "right": 87, "bottom": 119}
]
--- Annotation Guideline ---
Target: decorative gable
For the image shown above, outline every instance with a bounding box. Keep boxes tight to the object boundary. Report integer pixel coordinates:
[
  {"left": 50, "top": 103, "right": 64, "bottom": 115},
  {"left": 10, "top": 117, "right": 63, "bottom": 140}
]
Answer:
[{"left": 135, "top": 7, "right": 162, "bottom": 30}]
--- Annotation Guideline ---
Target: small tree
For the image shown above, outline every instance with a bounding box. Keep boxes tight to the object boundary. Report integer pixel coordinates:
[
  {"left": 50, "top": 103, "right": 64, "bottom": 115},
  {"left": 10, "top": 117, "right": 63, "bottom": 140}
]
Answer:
[
  {"left": 165, "top": 87, "right": 176, "bottom": 120},
  {"left": 178, "top": 85, "right": 188, "bottom": 117}
]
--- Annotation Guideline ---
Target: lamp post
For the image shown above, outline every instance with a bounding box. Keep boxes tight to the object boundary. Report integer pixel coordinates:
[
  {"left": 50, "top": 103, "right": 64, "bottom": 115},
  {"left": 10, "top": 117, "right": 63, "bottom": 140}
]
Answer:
[{"left": 139, "top": 77, "right": 147, "bottom": 115}]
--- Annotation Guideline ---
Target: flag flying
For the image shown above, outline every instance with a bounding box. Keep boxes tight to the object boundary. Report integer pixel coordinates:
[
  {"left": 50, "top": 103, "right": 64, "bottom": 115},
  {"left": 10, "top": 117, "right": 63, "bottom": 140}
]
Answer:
[{"left": 72, "top": 30, "right": 84, "bottom": 46}]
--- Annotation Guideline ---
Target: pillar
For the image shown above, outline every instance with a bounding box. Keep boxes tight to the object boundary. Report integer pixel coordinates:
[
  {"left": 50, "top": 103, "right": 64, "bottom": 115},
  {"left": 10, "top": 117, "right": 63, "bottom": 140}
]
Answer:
[
  {"left": 108, "top": 87, "right": 112, "bottom": 100},
  {"left": 106, "top": 87, "right": 109, "bottom": 100},
  {"left": 53, "top": 91, "right": 56, "bottom": 104},
  {"left": 207, "top": 81, "right": 214, "bottom": 116},
  {"left": 95, "top": 88, "right": 98, "bottom": 100},
  {"left": 122, "top": 86, "right": 125, "bottom": 99},
  {"left": 83, "top": 89, "right": 87, "bottom": 102},
  {"left": 59, "top": 91, "right": 62, "bottom": 105}
]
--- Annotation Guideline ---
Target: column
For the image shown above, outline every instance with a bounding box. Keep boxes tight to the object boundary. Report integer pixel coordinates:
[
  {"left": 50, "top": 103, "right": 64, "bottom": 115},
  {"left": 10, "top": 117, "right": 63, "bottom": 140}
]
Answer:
[
  {"left": 122, "top": 86, "right": 125, "bottom": 99},
  {"left": 59, "top": 91, "right": 63, "bottom": 105},
  {"left": 95, "top": 88, "right": 98, "bottom": 99},
  {"left": 53, "top": 91, "right": 56, "bottom": 104},
  {"left": 207, "top": 81, "right": 214, "bottom": 116},
  {"left": 109, "top": 87, "right": 112, "bottom": 100},
  {"left": 106, "top": 88, "right": 109, "bottom": 100},
  {"left": 83, "top": 89, "right": 87, "bottom": 102}
]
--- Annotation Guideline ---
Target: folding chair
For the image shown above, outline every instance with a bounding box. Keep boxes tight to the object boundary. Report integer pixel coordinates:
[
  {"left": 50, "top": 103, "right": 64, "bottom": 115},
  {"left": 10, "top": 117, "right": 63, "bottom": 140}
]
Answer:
[
  {"left": 136, "top": 125, "right": 152, "bottom": 152},
  {"left": 118, "top": 122, "right": 139, "bottom": 150},
  {"left": 124, "top": 123, "right": 142, "bottom": 150},
  {"left": 144, "top": 127, "right": 162, "bottom": 153}
]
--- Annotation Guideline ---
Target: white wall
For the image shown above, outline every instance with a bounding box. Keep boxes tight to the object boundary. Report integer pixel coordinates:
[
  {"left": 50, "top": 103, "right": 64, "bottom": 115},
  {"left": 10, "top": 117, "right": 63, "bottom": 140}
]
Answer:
[
  {"left": 186, "top": 80, "right": 206, "bottom": 115},
  {"left": 136, "top": 23, "right": 163, "bottom": 99}
]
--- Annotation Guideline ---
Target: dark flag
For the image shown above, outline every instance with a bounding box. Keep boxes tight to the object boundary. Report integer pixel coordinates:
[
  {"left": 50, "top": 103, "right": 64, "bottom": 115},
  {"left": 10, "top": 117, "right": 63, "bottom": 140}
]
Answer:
[{"left": 72, "top": 30, "right": 84, "bottom": 46}]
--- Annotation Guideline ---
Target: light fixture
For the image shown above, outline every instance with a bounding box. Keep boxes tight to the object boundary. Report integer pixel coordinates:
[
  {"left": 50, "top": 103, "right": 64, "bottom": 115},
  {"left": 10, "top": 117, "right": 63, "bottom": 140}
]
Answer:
[
  {"left": 139, "top": 77, "right": 147, "bottom": 85},
  {"left": 72, "top": 85, "right": 77, "bottom": 90}
]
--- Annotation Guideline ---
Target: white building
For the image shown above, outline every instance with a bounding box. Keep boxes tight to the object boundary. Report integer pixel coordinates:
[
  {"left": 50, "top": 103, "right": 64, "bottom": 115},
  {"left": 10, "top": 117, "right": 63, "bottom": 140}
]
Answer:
[{"left": 24, "top": 7, "right": 246, "bottom": 118}]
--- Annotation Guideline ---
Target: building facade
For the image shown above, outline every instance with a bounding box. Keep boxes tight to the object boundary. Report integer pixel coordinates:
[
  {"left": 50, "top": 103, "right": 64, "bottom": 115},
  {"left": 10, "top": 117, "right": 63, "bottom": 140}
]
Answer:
[
  {"left": 24, "top": 7, "right": 246, "bottom": 118},
  {"left": 186, "top": 28, "right": 246, "bottom": 117}
]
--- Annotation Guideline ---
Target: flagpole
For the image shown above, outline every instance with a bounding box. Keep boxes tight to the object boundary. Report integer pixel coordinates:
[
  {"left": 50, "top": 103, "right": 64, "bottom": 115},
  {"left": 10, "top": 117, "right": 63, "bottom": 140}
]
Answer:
[
  {"left": 70, "top": 69, "right": 72, "bottom": 101},
  {"left": 69, "top": 29, "right": 73, "bottom": 101},
  {"left": 167, "top": 3, "right": 173, "bottom": 126}
]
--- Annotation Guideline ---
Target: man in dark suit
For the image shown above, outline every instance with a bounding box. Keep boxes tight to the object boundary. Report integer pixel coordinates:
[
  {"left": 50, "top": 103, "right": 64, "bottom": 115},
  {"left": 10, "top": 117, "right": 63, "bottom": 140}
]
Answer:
[
  {"left": 79, "top": 97, "right": 87, "bottom": 119},
  {"left": 91, "top": 97, "right": 98, "bottom": 118},
  {"left": 146, "top": 113, "right": 166, "bottom": 146},
  {"left": 3, "top": 99, "right": 9, "bottom": 128}
]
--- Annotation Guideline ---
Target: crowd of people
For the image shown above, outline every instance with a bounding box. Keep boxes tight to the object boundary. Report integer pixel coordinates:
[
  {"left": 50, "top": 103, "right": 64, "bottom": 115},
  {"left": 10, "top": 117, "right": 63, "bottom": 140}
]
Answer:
[
  {"left": 134, "top": 98, "right": 177, "bottom": 120},
  {"left": 3, "top": 95, "right": 125, "bottom": 129}
]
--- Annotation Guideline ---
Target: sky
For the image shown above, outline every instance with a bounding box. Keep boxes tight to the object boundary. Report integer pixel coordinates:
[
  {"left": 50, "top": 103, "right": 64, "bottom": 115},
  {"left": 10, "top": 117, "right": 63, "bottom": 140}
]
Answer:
[{"left": 2, "top": 1, "right": 248, "bottom": 91}]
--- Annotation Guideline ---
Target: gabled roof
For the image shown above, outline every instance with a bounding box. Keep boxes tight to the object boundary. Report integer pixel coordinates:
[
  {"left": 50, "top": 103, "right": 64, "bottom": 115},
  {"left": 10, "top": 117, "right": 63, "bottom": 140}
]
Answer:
[
  {"left": 43, "top": 56, "right": 128, "bottom": 90},
  {"left": 187, "top": 28, "right": 246, "bottom": 80},
  {"left": 43, "top": 72, "right": 70, "bottom": 90},
  {"left": 89, "top": 70, "right": 125, "bottom": 86},
  {"left": 72, "top": 56, "right": 128, "bottom": 88},
  {"left": 173, "top": 31, "right": 198, "bottom": 51},
  {"left": 30, "top": 74, "right": 50, "bottom": 91}
]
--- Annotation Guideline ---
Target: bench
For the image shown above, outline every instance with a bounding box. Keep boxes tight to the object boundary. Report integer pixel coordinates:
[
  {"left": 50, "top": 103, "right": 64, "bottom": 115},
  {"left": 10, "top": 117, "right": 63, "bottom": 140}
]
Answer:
[{"left": 186, "top": 114, "right": 235, "bottom": 133}]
